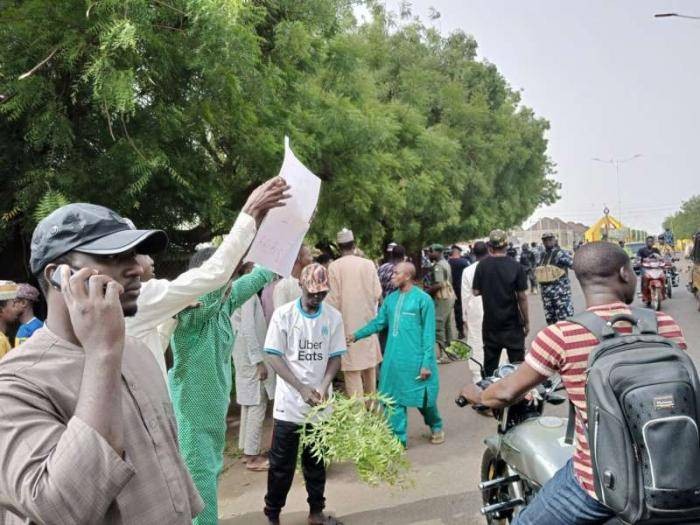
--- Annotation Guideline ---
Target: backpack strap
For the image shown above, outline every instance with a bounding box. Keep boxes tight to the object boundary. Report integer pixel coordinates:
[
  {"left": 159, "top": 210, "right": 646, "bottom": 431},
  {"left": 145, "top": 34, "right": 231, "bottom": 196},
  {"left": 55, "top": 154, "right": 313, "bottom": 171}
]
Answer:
[
  {"left": 565, "top": 401, "right": 576, "bottom": 445},
  {"left": 566, "top": 311, "right": 615, "bottom": 340},
  {"left": 627, "top": 306, "right": 659, "bottom": 335}
]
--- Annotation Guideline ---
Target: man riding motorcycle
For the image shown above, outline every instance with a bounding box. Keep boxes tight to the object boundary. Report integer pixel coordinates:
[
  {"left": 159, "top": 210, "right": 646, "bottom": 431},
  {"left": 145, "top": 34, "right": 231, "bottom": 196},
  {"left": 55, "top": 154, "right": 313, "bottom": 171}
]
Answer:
[
  {"left": 459, "top": 242, "right": 687, "bottom": 525},
  {"left": 656, "top": 235, "right": 674, "bottom": 258},
  {"left": 636, "top": 236, "right": 662, "bottom": 306}
]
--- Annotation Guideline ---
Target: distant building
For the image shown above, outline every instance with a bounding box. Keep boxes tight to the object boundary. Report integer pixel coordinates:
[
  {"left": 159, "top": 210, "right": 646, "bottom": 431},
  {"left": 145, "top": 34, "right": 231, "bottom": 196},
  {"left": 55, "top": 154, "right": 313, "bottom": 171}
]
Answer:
[{"left": 511, "top": 217, "right": 588, "bottom": 250}]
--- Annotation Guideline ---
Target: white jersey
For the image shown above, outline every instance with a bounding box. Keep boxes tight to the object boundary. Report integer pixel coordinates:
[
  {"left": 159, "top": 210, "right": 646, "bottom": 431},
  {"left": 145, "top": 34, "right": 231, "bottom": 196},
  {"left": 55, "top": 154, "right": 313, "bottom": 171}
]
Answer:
[{"left": 264, "top": 299, "right": 346, "bottom": 424}]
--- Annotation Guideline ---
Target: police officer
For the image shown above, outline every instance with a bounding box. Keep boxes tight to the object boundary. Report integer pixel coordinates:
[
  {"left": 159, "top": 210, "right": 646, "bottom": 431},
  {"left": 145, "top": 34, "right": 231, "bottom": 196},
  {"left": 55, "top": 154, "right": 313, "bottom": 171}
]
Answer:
[{"left": 537, "top": 232, "right": 574, "bottom": 325}]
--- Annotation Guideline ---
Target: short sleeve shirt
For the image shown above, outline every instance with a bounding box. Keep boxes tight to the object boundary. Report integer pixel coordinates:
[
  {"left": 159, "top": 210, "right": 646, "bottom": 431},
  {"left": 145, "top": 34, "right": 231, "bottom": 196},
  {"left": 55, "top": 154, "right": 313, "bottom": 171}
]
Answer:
[
  {"left": 472, "top": 256, "right": 528, "bottom": 331},
  {"left": 264, "top": 299, "right": 346, "bottom": 424},
  {"left": 14, "top": 317, "right": 44, "bottom": 347},
  {"left": 525, "top": 303, "right": 686, "bottom": 498},
  {"left": 432, "top": 259, "right": 451, "bottom": 284}
]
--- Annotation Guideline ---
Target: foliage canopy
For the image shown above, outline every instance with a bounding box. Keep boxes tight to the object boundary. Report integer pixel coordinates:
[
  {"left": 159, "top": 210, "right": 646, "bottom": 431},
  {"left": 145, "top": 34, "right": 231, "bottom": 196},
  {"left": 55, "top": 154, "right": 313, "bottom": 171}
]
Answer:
[
  {"left": 1, "top": 0, "right": 558, "bottom": 267},
  {"left": 664, "top": 195, "right": 700, "bottom": 239}
]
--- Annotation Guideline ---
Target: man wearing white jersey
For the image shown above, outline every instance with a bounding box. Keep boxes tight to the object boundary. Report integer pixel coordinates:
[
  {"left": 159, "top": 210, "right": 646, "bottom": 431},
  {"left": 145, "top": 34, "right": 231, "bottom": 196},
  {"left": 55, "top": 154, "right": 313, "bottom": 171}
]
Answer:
[{"left": 263, "top": 263, "right": 345, "bottom": 525}]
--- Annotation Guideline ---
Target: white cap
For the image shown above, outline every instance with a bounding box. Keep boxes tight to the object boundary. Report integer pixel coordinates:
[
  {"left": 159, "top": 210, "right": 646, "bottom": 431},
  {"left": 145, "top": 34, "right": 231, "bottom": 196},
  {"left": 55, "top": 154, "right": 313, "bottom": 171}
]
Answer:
[{"left": 337, "top": 228, "right": 354, "bottom": 244}]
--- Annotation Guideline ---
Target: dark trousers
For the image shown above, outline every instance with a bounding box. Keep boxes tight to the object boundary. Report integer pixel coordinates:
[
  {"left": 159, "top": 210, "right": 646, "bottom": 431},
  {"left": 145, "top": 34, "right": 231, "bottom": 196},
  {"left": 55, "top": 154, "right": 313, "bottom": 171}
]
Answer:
[
  {"left": 264, "top": 419, "right": 326, "bottom": 520},
  {"left": 453, "top": 292, "right": 464, "bottom": 338},
  {"left": 482, "top": 328, "right": 525, "bottom": 377}
]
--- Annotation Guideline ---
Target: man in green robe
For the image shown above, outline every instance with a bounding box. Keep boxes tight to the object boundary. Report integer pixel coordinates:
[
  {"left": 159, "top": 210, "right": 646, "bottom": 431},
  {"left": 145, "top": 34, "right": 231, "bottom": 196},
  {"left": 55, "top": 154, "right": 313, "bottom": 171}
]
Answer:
[
  {"left": 170, "top": 247, "right": 275, "bottom": 525},
  {"left": 349, "top": 262, "right": 444, "bottom": 447}
]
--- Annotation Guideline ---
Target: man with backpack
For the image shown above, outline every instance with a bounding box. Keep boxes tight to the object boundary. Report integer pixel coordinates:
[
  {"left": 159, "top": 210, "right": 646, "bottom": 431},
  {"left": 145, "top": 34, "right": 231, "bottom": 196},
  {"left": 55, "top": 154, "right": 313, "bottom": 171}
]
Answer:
[{"left": 459, "top": 241, "right": 692, "bottom": 525}]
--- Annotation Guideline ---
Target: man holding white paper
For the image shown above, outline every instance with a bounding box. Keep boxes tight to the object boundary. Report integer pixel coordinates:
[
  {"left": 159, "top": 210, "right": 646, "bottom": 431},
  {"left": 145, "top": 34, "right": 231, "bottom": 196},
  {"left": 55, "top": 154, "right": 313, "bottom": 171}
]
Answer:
[{"left": 247, "top": 137, "right": 321, "bottom": 277}]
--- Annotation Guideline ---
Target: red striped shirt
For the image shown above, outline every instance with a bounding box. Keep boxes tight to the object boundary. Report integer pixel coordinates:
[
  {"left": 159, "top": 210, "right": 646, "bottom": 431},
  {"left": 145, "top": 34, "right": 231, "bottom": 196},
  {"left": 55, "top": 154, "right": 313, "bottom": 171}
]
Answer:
[{"left": 525, "top": 303, "right": 687, "bottom": 498}]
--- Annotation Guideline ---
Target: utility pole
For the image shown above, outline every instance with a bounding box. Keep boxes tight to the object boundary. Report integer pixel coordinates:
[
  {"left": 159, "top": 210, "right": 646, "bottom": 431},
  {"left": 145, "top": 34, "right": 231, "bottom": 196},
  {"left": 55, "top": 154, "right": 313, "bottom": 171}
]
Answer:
[{"left": 592, "top": 154, "right": 643, "bottom": 223}]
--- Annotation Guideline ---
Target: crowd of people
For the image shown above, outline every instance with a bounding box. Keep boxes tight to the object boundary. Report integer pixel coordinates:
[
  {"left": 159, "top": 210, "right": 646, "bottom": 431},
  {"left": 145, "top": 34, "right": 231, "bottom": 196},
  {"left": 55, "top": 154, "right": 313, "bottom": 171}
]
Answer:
[{"left": 0, "top": 176, "right": 698, "bottom": 525}]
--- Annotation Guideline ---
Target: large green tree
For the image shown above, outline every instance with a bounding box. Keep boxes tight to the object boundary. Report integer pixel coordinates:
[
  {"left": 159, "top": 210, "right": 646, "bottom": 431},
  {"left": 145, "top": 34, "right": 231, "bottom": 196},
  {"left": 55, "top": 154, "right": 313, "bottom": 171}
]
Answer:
[
  {"left": 1, "top": 0, "right": 557, "bottom": 276},
  {"left": 664, "top": 195, "right": 700, "bottom": 239}
]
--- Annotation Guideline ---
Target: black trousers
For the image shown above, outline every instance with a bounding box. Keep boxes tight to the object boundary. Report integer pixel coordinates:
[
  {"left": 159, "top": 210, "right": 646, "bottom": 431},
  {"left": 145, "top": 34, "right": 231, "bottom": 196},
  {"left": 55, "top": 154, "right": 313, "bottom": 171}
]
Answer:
[
  {"left": 453, "top": 291, "right": 464, "bottom": 338},
  {"left": 482, "top": 328, "right": 525, "bottom": 378},
  {"left": 264, "top": 419, "right": 326, "bottom": 520}
]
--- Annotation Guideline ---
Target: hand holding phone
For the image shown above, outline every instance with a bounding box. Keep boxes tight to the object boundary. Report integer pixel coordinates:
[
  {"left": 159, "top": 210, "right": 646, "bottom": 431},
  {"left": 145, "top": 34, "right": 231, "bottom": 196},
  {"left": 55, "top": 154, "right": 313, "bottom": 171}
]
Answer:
[{"left": 55, "top": 265, "right": 126, "bottom": 355}]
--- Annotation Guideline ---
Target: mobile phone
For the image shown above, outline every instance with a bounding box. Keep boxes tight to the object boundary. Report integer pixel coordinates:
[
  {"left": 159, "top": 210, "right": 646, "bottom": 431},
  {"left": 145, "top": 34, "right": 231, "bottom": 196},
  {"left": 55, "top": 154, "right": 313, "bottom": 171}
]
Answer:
[{"left": 50, "top": 264, "right": 90, "bottom": 292}]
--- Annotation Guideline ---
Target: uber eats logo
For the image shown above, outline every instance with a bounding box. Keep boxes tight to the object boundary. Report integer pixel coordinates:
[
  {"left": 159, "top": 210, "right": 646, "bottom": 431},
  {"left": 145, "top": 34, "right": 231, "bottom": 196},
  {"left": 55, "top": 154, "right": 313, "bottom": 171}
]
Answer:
[{"left": 298, "top": 339, "right": 324, "bottom": 361}]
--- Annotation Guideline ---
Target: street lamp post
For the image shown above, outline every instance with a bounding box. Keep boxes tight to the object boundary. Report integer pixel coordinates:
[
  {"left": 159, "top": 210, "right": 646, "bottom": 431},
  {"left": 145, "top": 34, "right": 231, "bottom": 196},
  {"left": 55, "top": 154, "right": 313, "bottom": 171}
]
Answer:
[{"left": 592, "top": 154, "right": 643, "bottom": 224}]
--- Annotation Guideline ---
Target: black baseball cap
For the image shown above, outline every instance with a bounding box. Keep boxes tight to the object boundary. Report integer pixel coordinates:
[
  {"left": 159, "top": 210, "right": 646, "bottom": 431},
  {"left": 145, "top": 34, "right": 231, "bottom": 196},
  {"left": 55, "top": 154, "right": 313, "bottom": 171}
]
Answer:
[{"left": 30, "top": 203, "right": 168, "bottom": 275}]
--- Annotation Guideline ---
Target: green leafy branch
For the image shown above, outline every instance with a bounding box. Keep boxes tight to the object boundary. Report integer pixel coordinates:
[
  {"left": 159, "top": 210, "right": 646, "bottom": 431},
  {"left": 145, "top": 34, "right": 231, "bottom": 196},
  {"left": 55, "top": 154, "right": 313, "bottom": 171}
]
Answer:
[{"left": 299, "top": 392, "right": 412, "bottom": 487}]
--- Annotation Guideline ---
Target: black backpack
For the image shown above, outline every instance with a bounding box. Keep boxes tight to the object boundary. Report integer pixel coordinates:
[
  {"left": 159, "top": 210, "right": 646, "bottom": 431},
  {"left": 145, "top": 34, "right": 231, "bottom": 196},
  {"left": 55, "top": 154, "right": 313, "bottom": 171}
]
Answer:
[{"left": 566, "top": 307, "right": 700, "bottom": 524}]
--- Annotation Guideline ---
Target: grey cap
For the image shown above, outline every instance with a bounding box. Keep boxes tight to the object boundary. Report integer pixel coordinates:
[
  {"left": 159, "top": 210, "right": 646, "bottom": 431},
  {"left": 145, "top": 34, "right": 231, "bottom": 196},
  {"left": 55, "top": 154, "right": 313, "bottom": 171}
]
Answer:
[{"left": 30, "top": 203, "right": 168, "bottom": 275}]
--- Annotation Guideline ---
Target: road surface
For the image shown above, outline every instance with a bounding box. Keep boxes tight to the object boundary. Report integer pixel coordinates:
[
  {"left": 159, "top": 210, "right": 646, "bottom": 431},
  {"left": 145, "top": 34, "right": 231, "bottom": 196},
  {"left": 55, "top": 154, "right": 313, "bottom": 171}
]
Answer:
[{"left": 218, "top": 269, "right": 699, "bottom": 525}]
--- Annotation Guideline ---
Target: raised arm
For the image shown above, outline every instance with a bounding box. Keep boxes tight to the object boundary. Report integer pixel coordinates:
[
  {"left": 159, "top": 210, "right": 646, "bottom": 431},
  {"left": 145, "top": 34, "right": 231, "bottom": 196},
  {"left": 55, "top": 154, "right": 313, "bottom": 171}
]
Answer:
[
  {"left": 223, "top": 266, "right": 276, "bottom": 318},
  {"left": 128, "top": 213, "right": 257, "bottom": 337},
  {"left": 127, "top": 177, "right": 290, "bottom": 339}
]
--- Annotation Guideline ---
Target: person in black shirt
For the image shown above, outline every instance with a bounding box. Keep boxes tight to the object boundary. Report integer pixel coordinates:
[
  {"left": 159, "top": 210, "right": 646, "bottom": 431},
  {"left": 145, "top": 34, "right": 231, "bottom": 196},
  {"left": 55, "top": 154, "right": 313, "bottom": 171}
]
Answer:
[
  {"left": 519, "top": 243, "right": 538, "bottom": 294},
  {"left": 636, "top": 236, "right": 660, "bottom": 260},
  {"left": 448, "top": 245, "right": 469, "bottom": 339},
  {"left": 473, "top": 230, "right": 530, "bottom": 377}
]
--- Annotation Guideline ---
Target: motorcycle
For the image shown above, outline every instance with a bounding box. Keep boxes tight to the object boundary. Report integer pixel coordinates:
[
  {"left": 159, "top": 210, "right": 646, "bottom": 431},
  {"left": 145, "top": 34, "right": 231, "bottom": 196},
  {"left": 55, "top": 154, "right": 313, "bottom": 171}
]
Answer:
[
  {"left": 640, "top": 256, "right": 667, "bottom": 311},
  {"left": 457, "top": 363, "right": 570, "bottom": 523},
  {"left": 457, "top": 363, "right": 620, "bottom": 524}
]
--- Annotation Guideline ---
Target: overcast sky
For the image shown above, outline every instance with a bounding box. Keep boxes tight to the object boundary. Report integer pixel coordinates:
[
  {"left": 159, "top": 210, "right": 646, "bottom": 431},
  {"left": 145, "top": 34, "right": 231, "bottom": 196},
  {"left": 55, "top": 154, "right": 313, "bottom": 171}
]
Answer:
[{"left": 374, "top": 1, "right": 700, "bottom": 233}]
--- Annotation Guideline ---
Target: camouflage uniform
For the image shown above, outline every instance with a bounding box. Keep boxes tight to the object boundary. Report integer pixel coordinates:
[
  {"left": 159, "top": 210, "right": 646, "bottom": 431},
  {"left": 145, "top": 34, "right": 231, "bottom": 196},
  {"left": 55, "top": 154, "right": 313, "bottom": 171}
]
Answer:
[{"left": 538, "top": 248, "right": 574, "bottom": 325}]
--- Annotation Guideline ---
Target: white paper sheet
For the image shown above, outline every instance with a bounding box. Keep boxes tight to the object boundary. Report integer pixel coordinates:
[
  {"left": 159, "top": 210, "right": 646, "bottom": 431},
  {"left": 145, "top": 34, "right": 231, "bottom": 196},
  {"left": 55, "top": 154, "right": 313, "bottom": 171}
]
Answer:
[{"left": 246, "top": 137, "right": 321, "bottom": 276}]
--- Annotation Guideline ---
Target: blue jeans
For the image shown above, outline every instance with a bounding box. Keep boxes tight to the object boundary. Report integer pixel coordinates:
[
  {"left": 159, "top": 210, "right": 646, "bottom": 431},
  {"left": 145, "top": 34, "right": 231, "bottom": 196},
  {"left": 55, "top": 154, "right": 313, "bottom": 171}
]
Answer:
[{"left": 513, "top": 459, "right": 615, "bottom": 525}]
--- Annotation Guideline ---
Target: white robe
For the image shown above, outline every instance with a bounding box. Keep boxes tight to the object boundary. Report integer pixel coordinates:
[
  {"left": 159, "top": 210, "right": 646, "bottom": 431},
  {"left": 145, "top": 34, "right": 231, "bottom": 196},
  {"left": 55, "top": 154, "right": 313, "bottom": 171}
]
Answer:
[
  {"left": 461, "top": 261, "right": 484, "bottom": 379},
  {"left": 231, "top": 294, "right": 275, "bottom": 406}
]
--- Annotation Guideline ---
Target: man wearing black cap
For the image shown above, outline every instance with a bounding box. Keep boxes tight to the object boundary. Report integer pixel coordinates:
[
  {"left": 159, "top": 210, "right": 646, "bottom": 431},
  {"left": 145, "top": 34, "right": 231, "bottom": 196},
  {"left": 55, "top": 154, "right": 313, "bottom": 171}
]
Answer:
[
  {"left": 472, "top": 230, "right": 530, "bottom": 377},
  {"left": 0, "top": 203, "right": 203, "bottom": 523},
  {"left": 536, "top": 232, "right": 574, "bottom": 325}
]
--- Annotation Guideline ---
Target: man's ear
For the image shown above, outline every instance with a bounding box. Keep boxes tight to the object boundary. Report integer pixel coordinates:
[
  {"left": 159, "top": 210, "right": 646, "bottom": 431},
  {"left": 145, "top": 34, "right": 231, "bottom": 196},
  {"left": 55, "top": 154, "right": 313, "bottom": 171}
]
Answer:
[
  {"left": 619, "top": 265, "right": 631, "bottom": 283},
  {"left": 44, "top": 264, "right": 58, "bottom": 289}
]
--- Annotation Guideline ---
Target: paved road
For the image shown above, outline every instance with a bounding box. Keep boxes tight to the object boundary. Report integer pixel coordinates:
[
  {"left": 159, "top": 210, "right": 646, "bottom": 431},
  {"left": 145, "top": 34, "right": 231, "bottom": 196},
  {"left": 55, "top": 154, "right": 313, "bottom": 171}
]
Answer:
[{"left": 218, "top": 269, "right": 700, "bottom": 525}]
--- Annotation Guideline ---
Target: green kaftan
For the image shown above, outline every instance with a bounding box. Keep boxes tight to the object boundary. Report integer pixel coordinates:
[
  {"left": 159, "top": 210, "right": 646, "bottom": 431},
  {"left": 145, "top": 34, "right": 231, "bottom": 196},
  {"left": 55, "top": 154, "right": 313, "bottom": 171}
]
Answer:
[
  {"left": 354, "top": 286, "right": 439, "bottom": 408},
  {"left": 169, "top": 267, "right": 274, "bottom": 525}
]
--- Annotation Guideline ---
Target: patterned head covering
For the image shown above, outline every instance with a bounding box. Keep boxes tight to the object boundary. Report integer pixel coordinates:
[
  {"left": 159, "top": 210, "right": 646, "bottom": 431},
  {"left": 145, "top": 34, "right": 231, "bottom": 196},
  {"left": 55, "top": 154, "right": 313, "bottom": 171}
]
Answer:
[
  {"left": 16, "top": 283, "right": 40, "bottom": 302},
  {"left": 0, "top": 281, "right": 19, "bottom": 301},
  {"left": 299, "top": 263, "right": 330, "bottom": 294},
  {"left": 488, "top": 229, "right": 508, "bottom": 248}
]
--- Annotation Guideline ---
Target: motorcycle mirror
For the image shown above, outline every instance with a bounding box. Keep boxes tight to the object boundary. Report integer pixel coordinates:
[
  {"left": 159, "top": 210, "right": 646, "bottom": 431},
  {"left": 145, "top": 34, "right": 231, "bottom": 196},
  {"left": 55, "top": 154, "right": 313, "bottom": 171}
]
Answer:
[
  {"left": 469, "top": 357, "right": 484, "bottom": 373},
  {"left": 547, "top": 394, "right": 567, "bottom": 405}
]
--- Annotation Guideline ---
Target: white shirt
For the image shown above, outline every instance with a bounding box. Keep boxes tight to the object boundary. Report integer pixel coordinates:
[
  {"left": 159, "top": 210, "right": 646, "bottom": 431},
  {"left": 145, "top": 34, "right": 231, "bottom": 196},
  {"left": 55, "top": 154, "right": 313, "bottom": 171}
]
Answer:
[
  {"left": 125, "top": 213, "right": 257, "bottom": 381},
  {"left": 264, "top": 299, "right": 346, "bottom": 424},
  {"left": 273, "top": 276, "right": 301, "bottom": 310}
]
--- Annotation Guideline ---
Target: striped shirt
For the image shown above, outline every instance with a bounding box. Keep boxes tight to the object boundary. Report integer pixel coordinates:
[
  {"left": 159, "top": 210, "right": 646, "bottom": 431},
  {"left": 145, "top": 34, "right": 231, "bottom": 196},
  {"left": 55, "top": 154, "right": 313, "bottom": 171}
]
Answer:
[{"left": 525, "top": 303, "right": 687, "bottom": 498}]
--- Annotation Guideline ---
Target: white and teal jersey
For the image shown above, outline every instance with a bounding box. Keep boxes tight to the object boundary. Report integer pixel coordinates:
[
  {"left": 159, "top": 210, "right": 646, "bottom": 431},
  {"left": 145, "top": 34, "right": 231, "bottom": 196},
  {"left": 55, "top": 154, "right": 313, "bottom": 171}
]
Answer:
[{"left": 264, "top": 299, "right": 346, "bottom": 424}]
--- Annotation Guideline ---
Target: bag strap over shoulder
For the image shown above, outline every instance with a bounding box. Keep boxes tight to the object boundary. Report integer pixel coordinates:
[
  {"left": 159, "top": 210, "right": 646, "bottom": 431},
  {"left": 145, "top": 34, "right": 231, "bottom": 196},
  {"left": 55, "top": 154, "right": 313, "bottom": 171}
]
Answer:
[
  {"left": 567, "top": 311, "right": 611, "bottom": 340},
  {"left": 567, "top": 307, "right": 659, "bottom": 340}
]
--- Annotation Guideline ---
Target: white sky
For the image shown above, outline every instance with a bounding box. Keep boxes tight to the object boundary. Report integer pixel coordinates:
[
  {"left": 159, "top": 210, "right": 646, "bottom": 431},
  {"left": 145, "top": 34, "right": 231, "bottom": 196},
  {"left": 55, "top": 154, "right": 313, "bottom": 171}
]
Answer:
[{"left": 371, "top": 1, "right": 700, "bottom": 233}]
